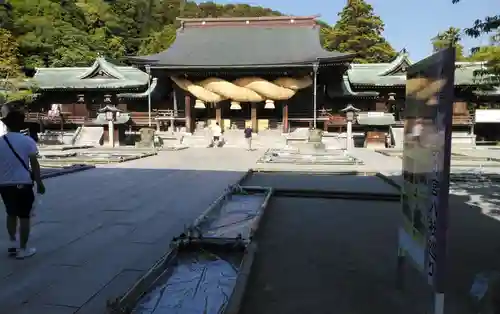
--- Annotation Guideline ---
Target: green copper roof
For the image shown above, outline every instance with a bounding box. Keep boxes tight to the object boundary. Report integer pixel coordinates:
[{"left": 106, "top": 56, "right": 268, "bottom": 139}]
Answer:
[
  {"left": 346, "top": 50, "right": 493, "bottom": 87},
  {"left": 327, "top": 76, "right": 379, "bottom": 98},
  {"left": 474, "top": 86, "right": 500, "bottom": 97},
  {"left": 118, "top": 78, "right": 158, "bottom": 99},
  {"left": 33, "top": 57, "right": 151, "bottom": 90}
]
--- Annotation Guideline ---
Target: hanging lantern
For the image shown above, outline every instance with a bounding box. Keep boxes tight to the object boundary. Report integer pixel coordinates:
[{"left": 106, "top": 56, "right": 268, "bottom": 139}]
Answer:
[
  {"left": 264, "top": 99, "right": 275, "bottom": 109},
  {"left": 104, "top": 94, "right": 112, "bottom": 103},
  {"left": 194, "top": 99, "right": 206, "bottom": 109},
  {"left": 77, "top": 94, "right": 85, "bottom": 103},
  {"left": 230, "top": 101, "right": 242, "bottom": 110}
]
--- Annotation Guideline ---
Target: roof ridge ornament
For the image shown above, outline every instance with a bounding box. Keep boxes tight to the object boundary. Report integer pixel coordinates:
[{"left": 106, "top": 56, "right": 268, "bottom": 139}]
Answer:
[
  {"left": 77, "top": 56, "right": 125, "bottom": 80},
  {"left": 377, "top": 50, "right": 413, "bottom": 76}
]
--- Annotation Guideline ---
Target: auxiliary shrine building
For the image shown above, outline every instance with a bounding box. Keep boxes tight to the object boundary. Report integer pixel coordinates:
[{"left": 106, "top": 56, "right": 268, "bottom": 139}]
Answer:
[{"left": 26, "top": 16, "right": 499, "bottom": 144}]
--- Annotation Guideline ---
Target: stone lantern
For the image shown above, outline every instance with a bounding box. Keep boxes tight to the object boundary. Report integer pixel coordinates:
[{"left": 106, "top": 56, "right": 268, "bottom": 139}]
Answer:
[
  {"left": 340, "top": 104, "right": 360, "bottom": 150},
  {"left": 98, "top": 104, "right": 121, "bottom": 147}
]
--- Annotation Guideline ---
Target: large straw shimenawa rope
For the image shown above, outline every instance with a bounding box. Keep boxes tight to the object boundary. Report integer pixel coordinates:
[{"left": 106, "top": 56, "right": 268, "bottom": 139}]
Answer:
[{"left": 171, "top": 76, "right": 313, "bottom": 103}]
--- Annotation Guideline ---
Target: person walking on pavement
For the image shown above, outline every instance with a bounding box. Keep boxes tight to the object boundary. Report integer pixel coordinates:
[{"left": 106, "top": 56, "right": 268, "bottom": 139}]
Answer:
[
  {"left": 211, "top": 122, "right": 222, "bottom": 147},
  {"left": 244, "top": 126, "right": 253, "bottom": 151},
  {"left": 0, "top": 101, "right": 45, "bottom": 259}
]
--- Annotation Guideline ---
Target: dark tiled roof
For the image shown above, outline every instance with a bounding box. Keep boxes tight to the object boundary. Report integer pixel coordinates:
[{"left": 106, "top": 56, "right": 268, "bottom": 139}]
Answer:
[{"left": 130, "top": 18, "right": 353, "bottom": 68}]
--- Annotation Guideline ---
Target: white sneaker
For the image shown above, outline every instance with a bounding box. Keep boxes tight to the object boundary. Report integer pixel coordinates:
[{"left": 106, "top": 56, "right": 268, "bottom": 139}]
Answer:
[{"left": 16, "top": 247, "right": 37, "bottom": 259}]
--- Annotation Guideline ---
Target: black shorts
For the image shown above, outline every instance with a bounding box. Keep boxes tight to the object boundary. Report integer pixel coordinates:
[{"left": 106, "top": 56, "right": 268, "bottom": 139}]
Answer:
[
  {"left": 0, "top": 185, "right": 35, "bottom": 218},
  {"left": 213, "top": 136, "right": 220, "bottom": 141}
]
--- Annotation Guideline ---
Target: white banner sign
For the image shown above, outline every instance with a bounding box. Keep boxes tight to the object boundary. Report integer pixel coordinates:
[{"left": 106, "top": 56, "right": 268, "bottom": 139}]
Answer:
[{"left": 475, "top": 109, "right": 500, "bottom": 123}]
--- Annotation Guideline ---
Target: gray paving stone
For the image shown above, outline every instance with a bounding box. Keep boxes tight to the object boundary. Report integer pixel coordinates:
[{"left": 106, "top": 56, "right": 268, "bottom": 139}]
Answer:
[
  {"left": 75, "top": 270, "right": 144, "bottom": 314},
  {"left": 0, "top": 149, "right": 254, "bottom": 312},
  {"left": 53, "top": 225, "right": 135, "bottom": 267},
  {"left": 0, "top": 265, "right": 79, "bottom": 312},
  {"left": 124, "top": 240, "right": 173, "bottom": 272},
  {"left": 11, "top": 304, "right": 78, "bottom": 314},
  {"left": 348, "top": 148, "right": 402, "bottom": 172},
  {"left": 126, "top": 212, "right": 186, "bottom": 244},
  {"left": 29, "top": 242, "right": 159, "bottom": 308}
]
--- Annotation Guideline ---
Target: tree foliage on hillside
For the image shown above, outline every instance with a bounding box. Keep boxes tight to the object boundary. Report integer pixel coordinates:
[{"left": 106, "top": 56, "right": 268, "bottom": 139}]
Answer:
[
  {"left": 322, "top": 0, "right": 396, "bottom": 63},
  {"left": 0, "top": 28, "right": 32, "bottom": 102},
  {"left": 0, "top": 0, "right": 398, "bottom": 78},
  {"left": 0, "top": 0, "right": 285, "bottom": 69}
]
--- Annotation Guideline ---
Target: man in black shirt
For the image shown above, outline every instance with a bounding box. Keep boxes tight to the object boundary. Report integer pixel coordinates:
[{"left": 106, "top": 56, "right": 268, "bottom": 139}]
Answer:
[{"left": 244, "top": 127, "right": 252, "bottom": 151}]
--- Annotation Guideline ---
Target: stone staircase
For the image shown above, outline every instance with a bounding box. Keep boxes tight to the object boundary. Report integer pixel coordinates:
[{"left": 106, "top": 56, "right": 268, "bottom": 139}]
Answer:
[
  {"left": 181, "top": 131, "right": 212, "bottom": 148},
  {"left": 176, "top": 129, "right": 287, "bottom": 149},
  {"left": 452, "top": 131, "right": 476, "bottom": 147},
  {"left": 222, "top": 129, "right": 284, "bottom": 149},
  {"left": 156, "top": 132, "right": 183, "bottom": 147},
  {"left": 72, "top": 126, "right": 103, "bottom": 146},
  {"left": 390, "top": 126, "right": 404, "bottom": 148}
]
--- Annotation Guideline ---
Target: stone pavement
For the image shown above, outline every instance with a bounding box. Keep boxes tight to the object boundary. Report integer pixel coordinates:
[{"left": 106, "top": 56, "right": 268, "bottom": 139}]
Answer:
[
  {"left": 4, "top": 146, "right": 493, "bottom": 314},
  {"left": 0, "top": 148, "right": 261, "bottom": 314},
  {"left": 348, "top": 148, "right": 402, "bottom": 173}
]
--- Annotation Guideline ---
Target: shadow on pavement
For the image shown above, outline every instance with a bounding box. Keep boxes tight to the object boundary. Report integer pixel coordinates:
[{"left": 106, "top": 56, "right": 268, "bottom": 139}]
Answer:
[
  {"left": 0, "top": 167, "right": 246, "bottom": 314},
  {"left": 1, "top": 169, "right": 500, "bottom": 314},
  {"left": 239, "top": 172, "right": 500, "bottom": 314}
]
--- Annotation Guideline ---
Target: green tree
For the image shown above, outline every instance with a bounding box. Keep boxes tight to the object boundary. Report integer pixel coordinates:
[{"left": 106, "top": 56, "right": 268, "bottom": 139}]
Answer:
[
  {"left": 452, "top": 0, "right": 499, "bottom": 37},
  {"left": 467, "top": 35, "right": 500, "bottom": 84},
  {"left": 0, "top": 28, "right": 20, "bottom": 78},
  {"left": 138, "top": 24, "right": 177, "bottom": 55},
  {"left": 76, "top": 0, "right": 126, "bottom": 60},
  {"left": 324, "top": 0, "right": 396, "bottom": 63},
  {"left": 452, "top": 0, "right": 499, "bottom": 82},
  {"left": 2, "top": 0, "right": 327, "bottom": 69},
  {"left": 317, "top": 20, "right": 333, "bottom": 48},
  {"left": 9, "top": 0, "right": 95, "bottom": 67},
  {"left": 0, "top": 2, "right": 14, "bottom": 30},
  {"left": 431, "top": 27, "right": 466, "bottom": 60},
  {"left": 110, "top": 0, "right": 153, "bottom": 55},
  {"left": 0, "top": 29, "right": 32, "bottom": 102}
]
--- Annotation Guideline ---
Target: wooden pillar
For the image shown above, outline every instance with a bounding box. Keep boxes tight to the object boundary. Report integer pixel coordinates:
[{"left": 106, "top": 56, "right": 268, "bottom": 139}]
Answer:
[
  {"left": 251, "top": 102, "right": 258, "bottom": 132},
  {"left": 215, "top": 103, "right": 222, "bottom": 128},
  {"left": 184, "top": 95, "right": 191, "bottom": 133},
  {"left": 282, "top": 103, "right": 289, "bottom": 133},
  {"left": 375, "top": 97, "right": 387, "bottom": 112}
]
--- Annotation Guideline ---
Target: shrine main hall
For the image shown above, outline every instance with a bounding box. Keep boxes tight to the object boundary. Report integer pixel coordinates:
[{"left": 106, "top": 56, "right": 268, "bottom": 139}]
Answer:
[{"left": 26, "top": 16, "right": 499, "bottom": 143}]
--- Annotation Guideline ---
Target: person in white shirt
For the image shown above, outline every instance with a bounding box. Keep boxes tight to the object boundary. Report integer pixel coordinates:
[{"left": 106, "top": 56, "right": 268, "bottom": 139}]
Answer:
[
  {"left": 211, "top": 122, "right": 222, "bottom": 147},
  {"left": 0, "top": 120, "right": 6, "bottom": 136},
  {"left": 0, "top": 102, "right": 45, "bottom": 259}
]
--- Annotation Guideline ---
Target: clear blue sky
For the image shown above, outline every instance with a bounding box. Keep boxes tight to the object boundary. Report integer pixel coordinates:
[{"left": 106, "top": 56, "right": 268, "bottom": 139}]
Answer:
[{"left": 196, "top": 0, "right": 499, "bottom": 61}]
